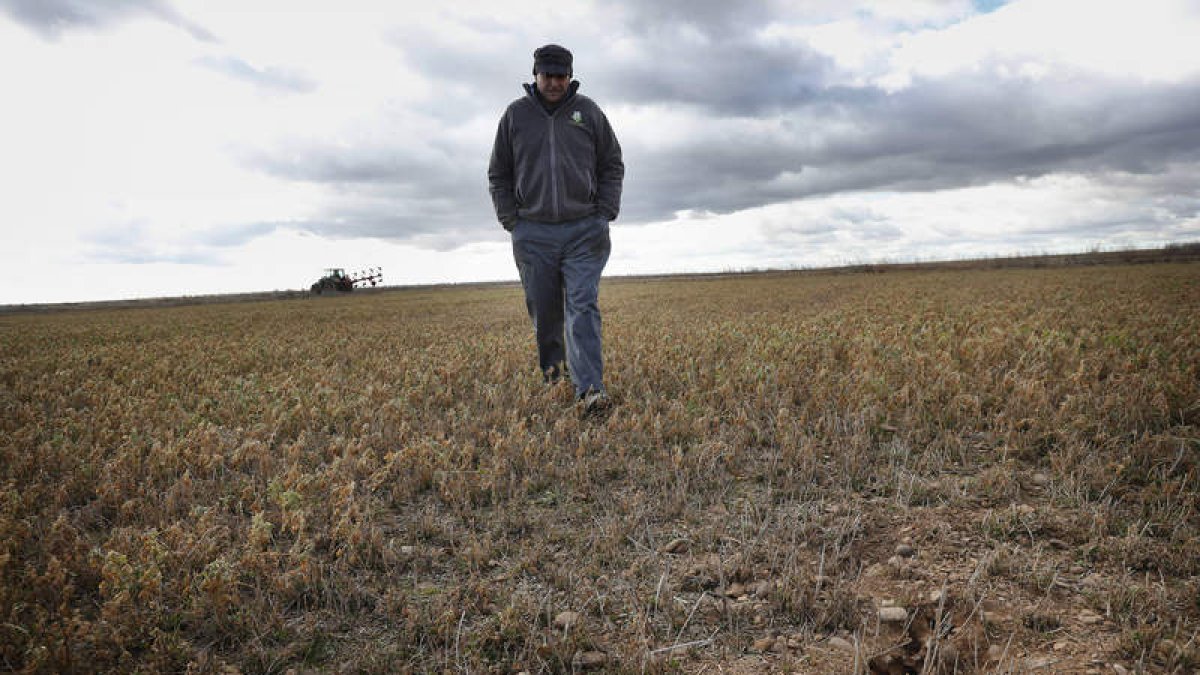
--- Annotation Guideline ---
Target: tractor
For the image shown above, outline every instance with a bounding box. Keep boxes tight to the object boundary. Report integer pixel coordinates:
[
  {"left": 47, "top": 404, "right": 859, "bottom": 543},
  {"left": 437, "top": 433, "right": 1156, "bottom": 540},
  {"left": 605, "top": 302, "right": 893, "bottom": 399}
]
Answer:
[{"left": 310, "top": 267, "right": 383, "bottom": 294}]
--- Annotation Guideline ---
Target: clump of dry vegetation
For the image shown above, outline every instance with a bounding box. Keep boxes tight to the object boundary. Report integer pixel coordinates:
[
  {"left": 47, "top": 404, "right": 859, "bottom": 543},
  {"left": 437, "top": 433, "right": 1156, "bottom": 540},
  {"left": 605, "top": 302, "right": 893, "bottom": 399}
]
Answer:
[{"left": 1, "top": 262, "right": 1197, "bottom": 673}]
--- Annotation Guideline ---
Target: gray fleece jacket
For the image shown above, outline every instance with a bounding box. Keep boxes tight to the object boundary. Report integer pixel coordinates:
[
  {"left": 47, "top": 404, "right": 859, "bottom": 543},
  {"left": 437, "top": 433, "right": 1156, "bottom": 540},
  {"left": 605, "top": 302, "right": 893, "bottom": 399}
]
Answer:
[{"left": 488, "top": 81, "right": 624, "bottom": 230}]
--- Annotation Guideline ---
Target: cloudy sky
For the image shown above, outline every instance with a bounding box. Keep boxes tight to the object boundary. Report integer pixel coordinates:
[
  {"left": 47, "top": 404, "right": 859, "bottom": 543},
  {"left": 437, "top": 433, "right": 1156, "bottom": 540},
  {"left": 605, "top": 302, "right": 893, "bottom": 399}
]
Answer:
[{"left": 2, "top": 0, "right": 1197, "bottom": 304}]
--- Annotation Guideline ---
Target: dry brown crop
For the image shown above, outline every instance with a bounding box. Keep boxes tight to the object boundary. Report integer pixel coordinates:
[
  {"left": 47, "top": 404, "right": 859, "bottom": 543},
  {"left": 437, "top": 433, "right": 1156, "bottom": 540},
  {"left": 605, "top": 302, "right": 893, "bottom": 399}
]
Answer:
[{"left": 1, "top": 262, "right": 1197, "bottom": 673}]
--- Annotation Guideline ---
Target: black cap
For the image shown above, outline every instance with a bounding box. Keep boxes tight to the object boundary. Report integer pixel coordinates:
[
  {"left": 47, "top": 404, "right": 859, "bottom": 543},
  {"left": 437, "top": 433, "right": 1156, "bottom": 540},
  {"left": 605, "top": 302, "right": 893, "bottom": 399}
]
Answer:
[{"left": 533, "top": 44, "right": 573, "bottom": 77}]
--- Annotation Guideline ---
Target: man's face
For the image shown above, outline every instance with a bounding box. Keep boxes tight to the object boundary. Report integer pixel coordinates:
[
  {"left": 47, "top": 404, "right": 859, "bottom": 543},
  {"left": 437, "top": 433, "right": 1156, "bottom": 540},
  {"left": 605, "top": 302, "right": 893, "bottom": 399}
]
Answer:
[{"left": 536, "top": 72, "right": 570, "bottom": 103}]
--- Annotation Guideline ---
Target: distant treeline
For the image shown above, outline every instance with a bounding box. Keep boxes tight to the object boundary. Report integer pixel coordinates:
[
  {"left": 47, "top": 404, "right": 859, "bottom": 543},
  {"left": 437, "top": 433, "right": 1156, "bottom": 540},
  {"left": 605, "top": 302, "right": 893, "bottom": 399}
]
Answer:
[{"left": 834, "top": 241, "right": 1200, "bottom": 275}]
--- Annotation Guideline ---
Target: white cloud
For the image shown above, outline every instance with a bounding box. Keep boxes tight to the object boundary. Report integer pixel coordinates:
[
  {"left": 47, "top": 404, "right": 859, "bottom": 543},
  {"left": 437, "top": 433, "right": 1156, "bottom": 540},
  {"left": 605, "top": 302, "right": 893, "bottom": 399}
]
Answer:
[
  {"left": 767, "top": 0, "right": 1200, "bottom": 91},
  {"left": 879, "top": 0, "right": 1200, "bottom": 90}
]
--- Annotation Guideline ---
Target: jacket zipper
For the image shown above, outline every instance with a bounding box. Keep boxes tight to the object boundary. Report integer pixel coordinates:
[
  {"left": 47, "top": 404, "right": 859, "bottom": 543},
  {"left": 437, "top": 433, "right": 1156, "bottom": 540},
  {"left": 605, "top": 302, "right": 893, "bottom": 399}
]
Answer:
[{"left": 548, "top": 113, "right": 559, "bottom": 221}]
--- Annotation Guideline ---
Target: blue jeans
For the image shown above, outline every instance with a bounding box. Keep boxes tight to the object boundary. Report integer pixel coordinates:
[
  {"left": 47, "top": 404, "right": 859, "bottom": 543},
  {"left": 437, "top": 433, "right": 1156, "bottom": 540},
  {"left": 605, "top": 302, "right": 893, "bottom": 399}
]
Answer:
[{"left": 511, "top": 214, "right": 611, "bottom": 398}]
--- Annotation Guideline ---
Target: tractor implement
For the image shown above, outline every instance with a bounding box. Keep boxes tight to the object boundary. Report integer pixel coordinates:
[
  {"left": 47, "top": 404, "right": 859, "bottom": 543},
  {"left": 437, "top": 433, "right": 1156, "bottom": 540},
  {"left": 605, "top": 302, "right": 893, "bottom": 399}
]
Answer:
[{"left": 310, "top": 267, "right": 383, "bottom": 294}]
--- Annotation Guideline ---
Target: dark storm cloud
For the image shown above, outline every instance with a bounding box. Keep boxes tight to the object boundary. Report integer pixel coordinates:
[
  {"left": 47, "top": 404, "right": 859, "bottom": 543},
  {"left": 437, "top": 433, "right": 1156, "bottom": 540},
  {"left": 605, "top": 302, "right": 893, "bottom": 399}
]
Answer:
[
  {"left": 375, "top": 5, "right": 1198, "bottom": 228},
  {"left": 385, "top": 2, "right": 834, "bottom": 119},
  {"left": 195, "top": 56, "right": 317, "bottom": 93},
  {"left": 592, "top": 0, "right": 836, "bottom": 115},
  {"left": 236, "top": 140, "right": 449, "bottom": 185},
  {"left": 237, "top": 147, "right": 497, "bottom": 249},
  {"left": 600, "top": 37, "right": 834, "bottom": 115},
  {"left": 619, "top": 73, "right": 1200, "bottom": 223},
  {"left": 238, "top": 66, "right": 1200, "bottom": 245},
  {"left": 1, "top": 0, "right": 215, "bottom": 41},
  {"left": 234, "top": 130, "right": 496, "bottom": 247},
  {"left": 233, "top": 4, "right": 1199, "bottom": 251}
]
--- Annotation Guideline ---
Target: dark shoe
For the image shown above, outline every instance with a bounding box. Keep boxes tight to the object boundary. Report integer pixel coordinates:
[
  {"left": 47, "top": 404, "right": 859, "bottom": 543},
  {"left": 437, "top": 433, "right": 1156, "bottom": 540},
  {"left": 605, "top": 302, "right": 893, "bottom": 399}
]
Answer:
[{"left": 579, "top": 391, "right": 612, "bottom": 419}]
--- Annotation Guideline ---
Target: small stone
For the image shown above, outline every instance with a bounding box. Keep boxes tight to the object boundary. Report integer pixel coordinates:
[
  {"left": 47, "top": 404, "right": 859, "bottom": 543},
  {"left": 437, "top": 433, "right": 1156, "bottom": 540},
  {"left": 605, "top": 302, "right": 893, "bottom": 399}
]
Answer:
[
  {"left": 399, "top": 545, "right": 416, "bottom": 555},
  {"left": 879, "top": 606, "right": 908, "bottom": 623},
  {"left": 1032, "top": 473, "right": 1050, "bottom": 486},
  {"left": 987, "top": 644, "right": 1005, "bottom": 661},
  {"left": 752, "top": 636, "right": 776, "bottom": 652},
  {"left": 1054, "top": 640, "right": 1068, "bottom": 651},
  {"left": 895, "top": 543, "right": 916, "bottom": 557},
  {"left": 1016, "top": 504, "right": 1036, "bottom": 516},
  {"left": 553, "top": 611, "right": 581, "bottom": 630},
  {"left": 928, "top": 589, "right": 945, "bottom": 604},
  {"left": 663, "top": 538, "right": 689, "bottom": 554},
  {"left": 828, "top": 636, "right": 855, "bottom": 653},
  {"left": 576, "top": 651, "right": 607, "bottom": 669},
  {"left": 725, "top": 582, "right": 747, "bottom": 599},
  {"left": 1112, "top": 665, "right": 1129, "bottom": 675},
  {"left": 1078, "top": 611, "right": 1104, "bottom": 625},
  {"left": 1026, "top": 656, "right": 1056, "bottom": 670},
  {"left": 887, "top": 555, "right": 905, "bottom": 567}
]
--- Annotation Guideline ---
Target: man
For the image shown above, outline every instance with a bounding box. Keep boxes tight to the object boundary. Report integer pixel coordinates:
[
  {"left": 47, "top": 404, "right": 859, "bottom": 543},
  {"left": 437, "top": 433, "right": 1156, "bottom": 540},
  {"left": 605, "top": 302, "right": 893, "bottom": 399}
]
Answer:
[{"left": 488, "top": 44, "right": 624, "bottom": 416}]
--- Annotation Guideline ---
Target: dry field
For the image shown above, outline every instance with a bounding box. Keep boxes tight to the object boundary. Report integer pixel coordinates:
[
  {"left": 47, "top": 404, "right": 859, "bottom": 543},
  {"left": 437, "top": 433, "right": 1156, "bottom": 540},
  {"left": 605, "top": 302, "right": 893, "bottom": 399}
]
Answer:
[{"left": 1, "top": 262, "right": 1198, "bottom": 674}]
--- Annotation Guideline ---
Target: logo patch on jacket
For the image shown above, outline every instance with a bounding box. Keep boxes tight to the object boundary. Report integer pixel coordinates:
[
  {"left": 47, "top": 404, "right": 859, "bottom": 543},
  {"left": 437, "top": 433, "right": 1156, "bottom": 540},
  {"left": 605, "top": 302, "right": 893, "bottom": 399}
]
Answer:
[{"left": 570, "top": 111, "right": 584, "bottom": 126}]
